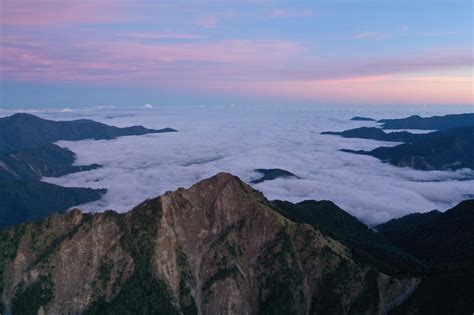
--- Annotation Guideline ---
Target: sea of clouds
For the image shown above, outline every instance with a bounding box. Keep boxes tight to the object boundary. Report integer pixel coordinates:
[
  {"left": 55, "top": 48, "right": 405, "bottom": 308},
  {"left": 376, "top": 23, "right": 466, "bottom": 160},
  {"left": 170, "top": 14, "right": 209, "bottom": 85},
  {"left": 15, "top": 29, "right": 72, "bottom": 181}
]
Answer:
[{"left": 3, "top": 104, "right": 472, "bottom": 225}]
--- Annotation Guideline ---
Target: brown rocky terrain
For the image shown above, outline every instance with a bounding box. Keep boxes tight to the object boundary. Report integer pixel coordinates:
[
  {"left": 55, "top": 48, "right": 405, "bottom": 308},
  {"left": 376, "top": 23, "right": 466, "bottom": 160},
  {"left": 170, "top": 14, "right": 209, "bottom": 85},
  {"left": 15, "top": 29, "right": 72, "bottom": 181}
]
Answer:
[{"left": 0, "top": 173, "right": 419, "bottom": 314}]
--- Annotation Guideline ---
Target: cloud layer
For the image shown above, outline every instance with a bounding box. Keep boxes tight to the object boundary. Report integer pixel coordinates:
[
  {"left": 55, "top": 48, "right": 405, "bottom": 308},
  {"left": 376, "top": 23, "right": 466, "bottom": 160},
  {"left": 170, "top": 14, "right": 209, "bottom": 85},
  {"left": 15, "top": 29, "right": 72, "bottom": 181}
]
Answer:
[{"left": 24, "top": 105, "right": 474, "bottom": 225}]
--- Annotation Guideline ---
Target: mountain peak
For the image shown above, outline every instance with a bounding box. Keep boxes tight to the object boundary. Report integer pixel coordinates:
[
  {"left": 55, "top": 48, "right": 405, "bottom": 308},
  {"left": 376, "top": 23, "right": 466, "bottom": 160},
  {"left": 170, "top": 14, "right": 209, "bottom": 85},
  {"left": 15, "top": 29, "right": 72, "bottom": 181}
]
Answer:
[
  {"left": 0, "top": 172, "right": 421, "bottom": 314},
  {"left": 3, "top": 112, "right": 41, "bottom": 121}
]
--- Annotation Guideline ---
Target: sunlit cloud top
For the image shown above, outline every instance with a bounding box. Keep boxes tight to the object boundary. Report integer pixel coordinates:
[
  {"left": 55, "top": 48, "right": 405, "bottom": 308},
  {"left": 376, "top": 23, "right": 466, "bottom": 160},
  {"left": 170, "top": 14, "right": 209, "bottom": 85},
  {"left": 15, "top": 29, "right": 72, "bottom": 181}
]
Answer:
[{"left": 1, "top": 0, "right": 472, "bottom": 107}]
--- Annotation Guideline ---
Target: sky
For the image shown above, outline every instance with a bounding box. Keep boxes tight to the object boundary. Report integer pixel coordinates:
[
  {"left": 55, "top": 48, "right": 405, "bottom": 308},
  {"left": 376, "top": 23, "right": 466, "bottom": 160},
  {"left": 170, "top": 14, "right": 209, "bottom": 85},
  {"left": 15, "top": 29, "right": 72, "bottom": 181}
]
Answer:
[{"left": 0, "top": 0, "right": 473, "bottom": 108}]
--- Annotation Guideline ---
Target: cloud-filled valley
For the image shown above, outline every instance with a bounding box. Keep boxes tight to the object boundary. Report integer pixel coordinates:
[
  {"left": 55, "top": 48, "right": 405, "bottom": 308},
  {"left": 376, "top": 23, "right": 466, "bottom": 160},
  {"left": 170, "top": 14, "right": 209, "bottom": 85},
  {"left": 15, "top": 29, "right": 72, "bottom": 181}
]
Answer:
[{"left": 10, "top": 104, "right": 471, "bottom": 225}]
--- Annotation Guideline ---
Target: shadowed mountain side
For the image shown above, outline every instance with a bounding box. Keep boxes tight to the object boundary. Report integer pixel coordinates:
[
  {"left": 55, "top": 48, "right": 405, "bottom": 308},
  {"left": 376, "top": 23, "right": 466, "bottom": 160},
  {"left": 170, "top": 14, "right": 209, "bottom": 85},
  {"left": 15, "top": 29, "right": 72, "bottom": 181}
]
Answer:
[
  {"left": 0, "top": 113, "right": 177, "bottom": 154},
  {"left": 378, "top": 200, "right": 474, "bottom": 315},
  {"left": 378, "top": 113, "right": 474, "bottom": 130},
  {"left": 271, "top": 200, "right": 423, "bottom": 275},
  {"left": 322, "top": 127, "right": 423, "bottom": 143},
  {"left": 389, "top": 269, "right": 474, "bottom": 315},
  {"left": 0, "top": 113, "right": 177, "bottom": 229},
  {"left": 376, "top": 199, "right": 474, "bottom": 268},
  {"left": 0, "top": 143, "right": 106, "bottom": 228},
  {"left": 342, "top": 126, "right": 474, "bottom": 171},
  {"left": 0, "top": 173, "right": 419, "bottom": 315},
  {"left": 0, "top": 180, "right": 105, "bottom": 228},
  {"left": 0, "top": 144, "right": 100, "bottom": 181}
]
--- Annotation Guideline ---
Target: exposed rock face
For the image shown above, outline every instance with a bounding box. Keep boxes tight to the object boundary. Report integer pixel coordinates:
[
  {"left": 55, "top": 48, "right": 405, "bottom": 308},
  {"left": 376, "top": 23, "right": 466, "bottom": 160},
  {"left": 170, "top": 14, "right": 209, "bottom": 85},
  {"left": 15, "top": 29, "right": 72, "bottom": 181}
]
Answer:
[{"left": 0, "top": 173, "right": 417, "bottom": 314}]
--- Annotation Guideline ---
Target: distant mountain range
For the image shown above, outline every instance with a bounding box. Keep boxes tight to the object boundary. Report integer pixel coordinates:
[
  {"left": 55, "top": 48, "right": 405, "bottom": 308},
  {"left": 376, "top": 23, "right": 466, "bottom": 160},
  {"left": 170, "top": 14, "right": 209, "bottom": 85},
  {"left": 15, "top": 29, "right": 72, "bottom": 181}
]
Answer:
[
  {"left": 0, "top": 173, "right": 472, "bottom": 314},
  {"left": 272, "top": 200, "right": 422, "bottom": 275},
  {"left": 343, "top": 126, "right": 474, "bottom": 171},
  {"left": 350, "top": 116, "right": 376, "bottom": 121},
  {"left": 0, "top": 113, "right": 176, "bottom": 228},
  {"left": 0, "top": 113, "right": 176, "bottom": 154},
  {"left": 322, "top": 127, "right": 422, "bottom": 143},
  {"left": 0, "top": 144, "right": 100, "bottom": 181},
  {"left": 323, "top": 113, "right": 474, "bottom": 171},
  {"left": 378, "top": 113, "right": 474, "bottom": 130}
]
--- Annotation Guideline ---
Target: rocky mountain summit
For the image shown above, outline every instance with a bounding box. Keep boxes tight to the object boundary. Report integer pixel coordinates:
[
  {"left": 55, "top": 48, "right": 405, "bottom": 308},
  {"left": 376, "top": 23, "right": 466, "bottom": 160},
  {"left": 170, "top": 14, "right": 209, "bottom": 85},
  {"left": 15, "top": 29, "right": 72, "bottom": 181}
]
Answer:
[{"left": 0, "top": 173, "right": 420, "bottom": 315}]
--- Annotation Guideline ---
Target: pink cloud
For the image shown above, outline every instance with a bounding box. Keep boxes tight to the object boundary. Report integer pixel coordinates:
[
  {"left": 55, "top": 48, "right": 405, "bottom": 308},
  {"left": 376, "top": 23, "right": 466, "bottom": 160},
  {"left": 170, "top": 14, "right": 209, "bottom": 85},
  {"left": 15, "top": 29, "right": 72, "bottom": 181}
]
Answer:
[
  {"left": 0, "top": 0, "right": 123, "bottom": 26},
  {"left": 1, "top": 23, "right": 472, "bottom": 106},
  {"left": 207, "top": 75, "right": 473, "bottom": 105},
  {"left": 96, "top": 39, "right": 304, "bottom": 64},
  {"left": 120, "top": 31, "right": 206, "bottom": 41},
  {"left": 317, "top": 75, "right": 391, "bottom": 84}
]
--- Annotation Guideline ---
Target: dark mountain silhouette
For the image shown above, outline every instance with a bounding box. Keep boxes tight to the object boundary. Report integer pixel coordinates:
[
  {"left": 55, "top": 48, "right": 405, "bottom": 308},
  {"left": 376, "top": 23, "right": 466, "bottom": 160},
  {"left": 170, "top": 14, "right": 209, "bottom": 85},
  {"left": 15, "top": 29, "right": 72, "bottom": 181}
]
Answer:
[
  {"left": 251, "top": 168, "right": 298, "bottom": 184},
  {"left": 351, "top": 116, "right": 376, "bottom": 121},
  {"left": 322, "top": 127, "right": 422, "bottom": 143},
  {"left": 343, "top": 126, "right": 474, "bottom": 170},
  {"left": 0, "top": 179, "right": 105, "bottom": 229},
  {"left": 378, "top": 113, "right": 474, "bottom": 130},
  {"left": 0, "top": 113, "right": 176, "bottom": 154},
  {"left": 376, "top": 199, "right": 474, "bottom": 267},
  {"left": 0, "top": 144, "right": 100, "bottom": 181},
  {"left": 0, "top": 113, "right": 176, "bottom": 228}
]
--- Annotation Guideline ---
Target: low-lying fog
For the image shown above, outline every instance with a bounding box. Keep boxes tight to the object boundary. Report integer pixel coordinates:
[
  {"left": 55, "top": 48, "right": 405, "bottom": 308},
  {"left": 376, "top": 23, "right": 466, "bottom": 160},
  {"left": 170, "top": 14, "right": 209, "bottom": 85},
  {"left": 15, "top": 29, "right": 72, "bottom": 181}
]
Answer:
[{"left": 4, "top": 104, "right": 472, "bottom": 225}]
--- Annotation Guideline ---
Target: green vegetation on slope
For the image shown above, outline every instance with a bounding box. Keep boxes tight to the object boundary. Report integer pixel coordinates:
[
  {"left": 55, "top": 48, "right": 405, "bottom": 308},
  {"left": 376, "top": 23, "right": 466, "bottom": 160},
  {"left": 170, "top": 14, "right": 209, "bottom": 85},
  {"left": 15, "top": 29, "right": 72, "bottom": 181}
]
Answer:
[
  {"left": 377, "top": 199, "right": 474, "bottom": 267},
  {"left": 11, "top": 274, "right": 54, "bottom": 315},
  {"left": 271, "top": 200, "right": 422, "bottom": 275},
  {"left": 84, "top": 200, "right": 180, "bottom": 314}
]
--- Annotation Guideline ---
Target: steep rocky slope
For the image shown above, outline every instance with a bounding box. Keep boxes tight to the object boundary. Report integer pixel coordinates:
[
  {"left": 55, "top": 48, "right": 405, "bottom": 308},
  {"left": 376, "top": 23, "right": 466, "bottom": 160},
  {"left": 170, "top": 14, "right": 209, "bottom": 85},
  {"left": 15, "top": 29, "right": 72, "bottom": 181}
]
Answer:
[
  {"left": 272, "top": 200, "right": 422, "bottom": 275},
  {"left": 0, "top": 173, "right": 418, "bottom": 314}
]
